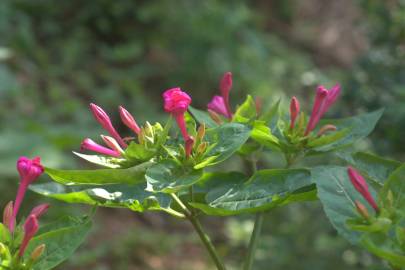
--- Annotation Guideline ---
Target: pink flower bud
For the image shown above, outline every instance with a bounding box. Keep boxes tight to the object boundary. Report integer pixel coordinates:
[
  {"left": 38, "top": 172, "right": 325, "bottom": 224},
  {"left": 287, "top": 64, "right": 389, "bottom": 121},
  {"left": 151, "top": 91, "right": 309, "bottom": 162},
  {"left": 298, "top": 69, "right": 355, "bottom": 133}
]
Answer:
[
  {"left": 101, "top": 135, "right": 124, "bottom": 155},
  {"left": 3, "top": 201, "right": 13, "bottom": 230},
  {"left": 119, "top": 106, "right": 141, "bottom": 135},
  {"left": 90, "top": 103, "right": 127, "bottom": 148},
  {"left": 29, "top": 204, "right": 50, "bottom": 219},
  {"left": 162, "top": 88, "right": 192, "bottom": 115},
  {"left": 208, "top": 109, "right": 223, "bottom": 124},
  {"left": 348, "top": 167, "right": 379, "bottom": 212},
  {"left": 255, "top": 97, "right": 262, "bottom": 116},
  {"left": 185, "top": 136, "right": 195, "bottom": 158},
  {"left": 219, "top": 72, "right": 233, "bottom": 118},
  {"left": 355, "top": 200, "right": 370, "bottom": 220},
  {"left": 289, "top": 96, "right": 300, "bottom": 129},
  {"left": 319, "top": 84, "right": 341, "bottom": 117},
  {"left": 81, "top": 138, "right": 121, "bottom": 157},
  {"left": 19, "top": 215, "right": 39, "bottom": 257},
  {"left": 31, "top": 244, "right": 45, "bottom": 261},
  {"left": 12, "top": 157, "right": 44, "bottom": 232},
  {"left": 207, "top": 96, "right": 228, "bottom": 118},
  {"left": 304, "top": 86, "right": 328, "bottom": 135},
  {"left": 316, "top": 124, "right": 337, "bottom": 137}
]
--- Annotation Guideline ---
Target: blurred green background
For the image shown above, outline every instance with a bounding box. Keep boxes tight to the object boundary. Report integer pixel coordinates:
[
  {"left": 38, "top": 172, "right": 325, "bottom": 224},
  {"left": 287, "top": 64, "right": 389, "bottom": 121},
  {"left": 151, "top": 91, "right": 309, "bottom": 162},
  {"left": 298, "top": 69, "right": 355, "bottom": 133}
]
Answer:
[{"left": 0, "top": 0, "right": 404, "bottom": 269}]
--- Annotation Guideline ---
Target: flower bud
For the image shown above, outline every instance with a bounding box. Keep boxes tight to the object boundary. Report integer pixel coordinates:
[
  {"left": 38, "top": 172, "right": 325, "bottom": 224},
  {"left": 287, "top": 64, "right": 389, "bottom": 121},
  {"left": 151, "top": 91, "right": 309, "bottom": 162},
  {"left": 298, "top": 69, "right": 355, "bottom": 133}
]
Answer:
[
  {"left": 29, "top": 204, "right": 50, "bottom": 219},
  {"left": 197, "top": 124, "right": 206, "bottom": 141},
  {"left": 255, "top": 97, "right": 262, "bottom": 116},
  {"left": 81, "top": 138, "right": 121, "bottom": 157},
  {"left": 3, "top": 201, "right": 13, "bottom": 230},
  {"left": 207, "top": 96, "right": 228, "bottom": 118},
  {"left": 19, "top": 215, "right": 39, "bottom": 257},
  {"left": 289, "top": 96, "right": 300, "bottom": 129},
  {"left": 219, "top": 72, "right": 233, "bottom": 118},
  {"left": 119, "top": 106, "right": 141, "bottom": 135},
  {"left": 316, "top": 124, "right": 337, "bottom": 137},
  {"left": 197, "top": 142, "right": 208, "bottom": 154},
  {"left": 101, "top": 135, "right": 125, "bottom": 155},
  {"left": 355, "top": 200, "right": 370, "bottom": 220},
  {"left": 305, "top": 87, "right": 328, "bottom": 135},
  {"left": 90, "top": 103, "right": 127, "bottom": 148},
  {"left": 30, "top": 244, "right": 45, "bottom": 261},
  {"left": 348, "top": 167, "right": 379, "bottom": 213},
  {"left": 208, "top": 109, "right": 223, "bottom": 124},
  {"left": 185, "top": 136, "right": 195, "bottom": 158}
]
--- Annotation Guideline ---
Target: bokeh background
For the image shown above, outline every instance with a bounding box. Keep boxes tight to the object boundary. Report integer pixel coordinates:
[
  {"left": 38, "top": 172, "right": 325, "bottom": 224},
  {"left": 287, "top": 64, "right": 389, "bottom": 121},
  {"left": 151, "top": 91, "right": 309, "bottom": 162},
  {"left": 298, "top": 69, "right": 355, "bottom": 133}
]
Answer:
[{"left": 0, "top": 0, "right": 404, "bottom": 269}]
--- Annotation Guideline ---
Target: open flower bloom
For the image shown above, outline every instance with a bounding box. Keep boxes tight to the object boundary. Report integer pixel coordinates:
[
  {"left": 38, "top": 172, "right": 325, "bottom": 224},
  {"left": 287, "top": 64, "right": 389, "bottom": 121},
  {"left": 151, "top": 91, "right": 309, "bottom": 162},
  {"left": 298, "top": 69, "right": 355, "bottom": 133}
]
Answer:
[
  {"left": 11, "top": 157, "right": 44, "bottom": 231},
  {"left": 162, "top": 87, "right": 194, "bottom": 157},
  {"left": 347, "top": 166, "right": 379, "bottom": 213},
  {"left": 207, "top": 96, "right": 228, "bottom": 117},
  {"left": 304, "top": 84, "right": 341, "bottom": 135},
  {"left": 90, "top": 103, "right": 127, "bottom": 147}
]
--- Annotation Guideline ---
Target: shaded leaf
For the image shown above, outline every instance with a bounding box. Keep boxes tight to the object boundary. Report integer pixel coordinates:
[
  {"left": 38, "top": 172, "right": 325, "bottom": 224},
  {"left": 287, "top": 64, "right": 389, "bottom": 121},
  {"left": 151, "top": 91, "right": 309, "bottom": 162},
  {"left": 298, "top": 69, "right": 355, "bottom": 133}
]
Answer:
[{"left": 188, "top": 106, "right": 218, "bottom": 128}]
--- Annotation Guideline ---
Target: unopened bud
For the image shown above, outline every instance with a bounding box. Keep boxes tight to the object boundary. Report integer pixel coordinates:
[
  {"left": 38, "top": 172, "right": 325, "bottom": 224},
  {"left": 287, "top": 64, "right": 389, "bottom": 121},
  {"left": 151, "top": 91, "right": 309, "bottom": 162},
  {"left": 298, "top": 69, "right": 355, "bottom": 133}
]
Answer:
[
  {"left": 31, "top": 244, "right": 45, "bottom": 261},
  {"left": 208, "top": 109, "right": 223, "bottom": 124},
  {"left": 316, "top": 124, "right": 337, "bottom": 137},
  {"left": 185, "top": 136, "right": 195, "bottom": 158},
  {"left": 289, "top": 97, "right": 300, "bottom": 129},
  {"left": 255, "top": 97, "right": 263, "bottom": 116},
  {"left": 197, "top": 124, "right": 206, "bottom": 141},
  {"left": 101, "top": 135, "right": 125, "bottom": 154},
  {"left": 3, "top": 201, "right": 13, "bottom": 230},
  {"left": 355, "top": 200, "right": 370, "bottom": 220},
  {"left": 197, "top": 142, "right": 208, "bottom": 154}
]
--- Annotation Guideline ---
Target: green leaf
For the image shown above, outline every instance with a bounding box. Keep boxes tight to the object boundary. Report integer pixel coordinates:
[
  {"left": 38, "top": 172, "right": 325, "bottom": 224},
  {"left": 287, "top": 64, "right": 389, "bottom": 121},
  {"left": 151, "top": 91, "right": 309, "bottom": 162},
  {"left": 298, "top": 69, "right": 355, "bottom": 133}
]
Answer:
[
  {"left": 381, "top": 164, "right": 405, "bottom": 213},
  {"left": 25, "top": 216, "right": 92, "bottom": 270},
  {"left": 45, "top": 161, "right": 152, "bottom": 185},
  {"left": 195, "top": 123, "right": 251, "bottom": 169},
  {"left": 188, "top": 106, "right": 218, "bottom": 128},
  {"left": 232, "top": 95, "right": 257, "bottom": 123},
  {"left": 259, "top": 99, "right": 280, "bottom": 130},
  {"left": 145, "top": 160, "right": 203, "bottom": 193},
  {"left": 30, "top": 182, "right": 172, "bottom": 213},
  {"left": 72, "top": 152, "right": 124, "bottom": 168},
  {"left": 338, "top": 151, "right": 401, "bottom": 185},
  {"left": 0, "top": 223, "right": 10, "bottom": 243},
  {"left": 125, "top": 143, "right": 156, "bottom": 161},
  {"left": 250, "top": 121, "right": 281, "bottom": 151},
  {"left": 361, "top": 232, "right": 405, "bottom": 267},
  {"left": 308, "top": 109, "right": 384, "bottom": 153},
  {"left": 191, "top": 169, "right": 315, "bottom": 216},
  {"left": 311, "top": 166, "right": 379, "bottom": 244}
]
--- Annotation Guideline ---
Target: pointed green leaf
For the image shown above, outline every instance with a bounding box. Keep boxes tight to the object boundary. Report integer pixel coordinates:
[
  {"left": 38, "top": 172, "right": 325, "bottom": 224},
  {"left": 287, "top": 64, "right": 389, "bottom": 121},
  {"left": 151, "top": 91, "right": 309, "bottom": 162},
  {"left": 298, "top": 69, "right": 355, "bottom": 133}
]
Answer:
[
  {"left": 30, "top": 182, "right": 172, "bottom": 213},
  {"left": 145, "top": 159, "right": 203, "bottom": 193},
  {"left": 195, "top": 123, "right": 251, "bottom": 169},
  {"left": 45, "top": 161, "right": 153, "bottom": 185},
  {"left": 188, "top": 106, "right": 218, "bottom": 128},
  {"left": 232, "top": 95, "right": 257, "bottom": 123},
  {"left": 72, "top": 152, "right": 124, "bottom": 168},
  {"left": 381, "top": 164, "right": 405, "bottom": 214},
  {"left": 191, "top": 169, "right": 315, "bottom": 216},
  {"left": 250, "top": 121, "right": 281, "bottom": 151}
]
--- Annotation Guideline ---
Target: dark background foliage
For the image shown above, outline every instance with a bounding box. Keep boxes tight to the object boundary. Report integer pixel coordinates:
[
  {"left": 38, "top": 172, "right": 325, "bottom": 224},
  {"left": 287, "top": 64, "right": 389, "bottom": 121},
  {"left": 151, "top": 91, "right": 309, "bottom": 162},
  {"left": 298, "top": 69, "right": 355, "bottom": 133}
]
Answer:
[{"left": 0, "top": 0, "right": 404, "bottom": 269}]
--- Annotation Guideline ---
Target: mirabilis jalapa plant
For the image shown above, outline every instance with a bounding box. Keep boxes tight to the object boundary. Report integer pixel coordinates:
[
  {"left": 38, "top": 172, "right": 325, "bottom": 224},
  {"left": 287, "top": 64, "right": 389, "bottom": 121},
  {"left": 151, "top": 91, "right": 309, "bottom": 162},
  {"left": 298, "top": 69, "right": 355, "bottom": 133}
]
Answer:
[{"left": 7, "top": 71, "right": 402, "bottom": 269}]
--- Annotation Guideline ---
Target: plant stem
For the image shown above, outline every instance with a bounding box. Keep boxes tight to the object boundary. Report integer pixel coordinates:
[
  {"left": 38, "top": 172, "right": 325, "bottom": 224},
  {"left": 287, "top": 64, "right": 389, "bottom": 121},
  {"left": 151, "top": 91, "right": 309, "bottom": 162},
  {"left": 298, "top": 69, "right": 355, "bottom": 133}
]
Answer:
[
  {"left": 243, "top": 212, "right": 264, "bottom": 270},
  {"left": 170, "top": 194, "right": 226, "bottom": 270}
]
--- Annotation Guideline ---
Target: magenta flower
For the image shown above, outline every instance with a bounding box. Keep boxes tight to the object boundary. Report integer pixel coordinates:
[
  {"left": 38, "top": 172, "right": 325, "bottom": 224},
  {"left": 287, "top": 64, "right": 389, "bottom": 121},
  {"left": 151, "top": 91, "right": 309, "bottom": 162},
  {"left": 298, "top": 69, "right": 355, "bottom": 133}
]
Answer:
[
  {"left": 101, "top": 135, "right": 124, "bottom": 155},
  {"left": 19, "top": 214, "right": 39, "bottom": 257},
  {"left": 11, "top": 157, "right": 44, "bottom": 231},
  {"left": 29, "top": 204, "right": 50, "bottom": 219},
  {"left": 207, "top": 96, "right": 228, "bottom": 117},
  {"left": 289, "top": 96, "right": 300, "bottom": 129},
  {"left": 81, "top": 138, "right": 121, "bottom": 157},
  {"left": 119, "top": 106, "right": 141, "bottom": 135},
  {"left": 219, "top": 72, "right": 233, "bottom": 118},
  {"left": 90, "top": 103, "right": 127, "bottom": 148},
  {"left": 347, "top": 166, "right": 379, "bottom": 212},
  {"left": 304, "top": 84, "right": 341, "bottom": 136},
  {"left": 162, "top": 87, "right": 194, "bottom": 158}
]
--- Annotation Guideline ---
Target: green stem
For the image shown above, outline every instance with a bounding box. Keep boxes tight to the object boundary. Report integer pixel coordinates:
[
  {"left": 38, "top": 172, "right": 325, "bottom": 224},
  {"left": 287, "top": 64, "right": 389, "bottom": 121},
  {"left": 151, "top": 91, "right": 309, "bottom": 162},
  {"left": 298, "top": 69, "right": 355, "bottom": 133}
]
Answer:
[
  {"left": 170, "top": 194, "right": 226, "bottom": 270},
  {"left": 243, "top": 212, "right": 264, "bottom": 270}
]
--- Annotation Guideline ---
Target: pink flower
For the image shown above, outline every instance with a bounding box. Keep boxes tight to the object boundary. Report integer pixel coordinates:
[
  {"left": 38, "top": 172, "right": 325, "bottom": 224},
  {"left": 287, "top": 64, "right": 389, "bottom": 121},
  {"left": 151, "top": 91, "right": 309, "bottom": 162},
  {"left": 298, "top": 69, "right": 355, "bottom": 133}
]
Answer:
[
  {"left": 289, "top": 96, "right": 300, "bottom": 129},
  {"left": 101, "top": 135, "right": 124, "bottom": 155},
  {"left": 119, "top": 106, "right": 141, "bottom": 135},
  {"left": 29, "top": 204, "right": 50, "bottom": 219},
  {"left": 19, "top": 215, "right": 39, "bottom": 257},
  {"left": 163, "top": 88, "right": 192, "bottom": 115},
  {"left": 304, "top": 86, "right": 328, "bottom": 135},
  {"left": 347, "top": 167, "right": 379, "bottom": 212},
  {"left": 207, "top": 96, "right": 228, "bottom": 117},
  {"left": 11, "top": 157, "right": 44, "bottom": 232},
  {"left": 219, "top": 72, "right": 233, "bottom": 118},
  {"left": 81, "top": 138, "right": 121, "bottom": 157},
  {"left": 162, "top": 88, "right": 194, "bottom": 158},
  {"left": 319, "top": 84, "right": 341, "bottom": 117},
  {"left": 90, "top": 103, "right": 127, "bottom": 148}
]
